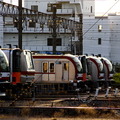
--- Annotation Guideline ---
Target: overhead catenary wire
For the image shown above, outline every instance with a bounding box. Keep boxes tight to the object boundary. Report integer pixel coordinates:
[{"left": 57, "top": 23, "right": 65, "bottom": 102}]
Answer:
[{"left": 83, "top": 0, "right": 120, "bottom": 36}]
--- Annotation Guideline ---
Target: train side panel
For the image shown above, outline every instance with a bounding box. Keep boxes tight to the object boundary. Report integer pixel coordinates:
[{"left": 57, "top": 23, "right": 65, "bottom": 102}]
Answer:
[{"left": 33, "top": 57, "right": 76, "bottom": 83}]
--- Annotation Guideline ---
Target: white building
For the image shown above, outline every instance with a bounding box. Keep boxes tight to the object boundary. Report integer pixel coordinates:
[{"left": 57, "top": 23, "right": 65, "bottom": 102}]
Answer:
[
  {"left": 83, "top": 13, "right": 120, "bottom": 64},
  {"left": 1, "top": 0, "right": 120, "bottom": 64},
  {"left": 83, "top": 16, "right": 111, "bottom": 59},
  {"left": 3, "top": 0, "right": 94, "bottom": 54}
]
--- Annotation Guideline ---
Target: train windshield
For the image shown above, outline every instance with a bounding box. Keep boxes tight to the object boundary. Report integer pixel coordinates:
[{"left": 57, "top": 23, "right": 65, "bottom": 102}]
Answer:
[
  {"left": 95, "top": 57, "right": 103, "bottom": 71},
  {"left": 102, "top": 57, "right": 113, "bottom": 72},
  {"left": 25, "top": 51, "right": 34, "bottom": 70},
  {"left": 0, "top": 50, "right": 9, "bottom": 72},
  {"left": 72, "top": 56, "right": 82, "bottom": 72},
  {"left": 88, "top": 56, "right": 103, "bottom": 72}
]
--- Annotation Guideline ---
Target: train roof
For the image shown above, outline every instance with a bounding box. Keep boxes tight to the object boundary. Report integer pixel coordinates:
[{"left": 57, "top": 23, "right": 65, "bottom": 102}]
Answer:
[
  {"left": 1, "top": 48, "right": 31, "bottom": 50},
  {"left": 33, "top": 54, "right": 76, "bottom": 58}
]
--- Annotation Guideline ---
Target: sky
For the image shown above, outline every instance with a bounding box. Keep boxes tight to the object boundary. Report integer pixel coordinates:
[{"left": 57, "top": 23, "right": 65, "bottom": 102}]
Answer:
[
  {"left": 3, "top": 0, "right": 18, "bottom": 5},
  {"left": 3, "top": 0, "right": 120, "bottom": 16},
  {"left": 95, "top": 0, "right": 120, "bottom": 16}
]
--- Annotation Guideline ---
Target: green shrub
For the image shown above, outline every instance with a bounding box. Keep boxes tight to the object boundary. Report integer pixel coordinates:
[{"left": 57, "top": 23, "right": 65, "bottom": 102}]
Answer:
[{"left": 113, "top": 73, "right": 120, "bottom": 84}]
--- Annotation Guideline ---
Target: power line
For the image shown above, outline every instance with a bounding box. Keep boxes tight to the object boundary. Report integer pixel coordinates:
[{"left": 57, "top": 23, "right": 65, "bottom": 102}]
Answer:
[{"left": 83, "top": 0, "right": 120, "bottom": 36}]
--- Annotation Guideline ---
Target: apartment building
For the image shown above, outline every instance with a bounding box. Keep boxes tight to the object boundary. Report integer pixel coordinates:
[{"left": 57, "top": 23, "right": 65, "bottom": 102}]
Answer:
[{"left": 1, "top": 0, "right": 120, "bottom": 63}]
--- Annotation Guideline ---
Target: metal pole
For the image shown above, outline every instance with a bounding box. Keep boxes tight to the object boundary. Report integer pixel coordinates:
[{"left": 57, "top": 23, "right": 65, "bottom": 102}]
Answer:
[
  {"left": 52, "top": 6, "right": 57, "bottom": 54},
  {"left": 71, "top": 36, "right": 73, "bottom": 54},
  {"left": 79, "top": 14, "right": 83, "bottom": 55},
  {"left": 18, "top": 0, "right": 22, "bottom": 49}
]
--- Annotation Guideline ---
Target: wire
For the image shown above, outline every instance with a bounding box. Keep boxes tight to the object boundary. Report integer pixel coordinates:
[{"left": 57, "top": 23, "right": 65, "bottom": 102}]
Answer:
[{"left": 83, "top": 0, "right": 120, "bottom": 36}]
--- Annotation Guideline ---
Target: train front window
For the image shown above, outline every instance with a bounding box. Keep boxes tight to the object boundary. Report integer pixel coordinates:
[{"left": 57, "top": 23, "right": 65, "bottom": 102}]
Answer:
[
  {"left": 26, "top": 51, "right": 34, "bottom": 70},
  {"left": 73, "top": 57, "right": 82, "bottom": 72},
  {"left": 13, "top": 51, "right": 21, "bottom": 71},
  {"left": 102, "top": 58, "right": 112, "bottom": 72},
  {"left": 96, "top": 59, "right": 103, "bottom": 72},
  {"left": 0, "top": 50, "right": 9, "bottom": 72}
]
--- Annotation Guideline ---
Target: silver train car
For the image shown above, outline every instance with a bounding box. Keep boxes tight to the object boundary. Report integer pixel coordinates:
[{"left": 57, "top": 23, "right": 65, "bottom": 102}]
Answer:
[
  {"left": 0, "top": 48, "right": 35, "bottom": 97},
  {"left": 79, "top": 55, "right": 114, "bottom": 89},
  {"left": 33, "top": 54, "right": 86, "bottom": 94},
  {"left": 99, "top": 57, "right": 114, "bottom": 87},
  {"left": 83, "top": 56, "right": 104, "bottom": 89}
]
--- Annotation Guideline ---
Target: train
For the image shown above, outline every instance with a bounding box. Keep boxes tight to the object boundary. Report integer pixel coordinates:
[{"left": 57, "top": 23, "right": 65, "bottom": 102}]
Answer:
[
  {"left": 33, "top": 54, "right": 114, "bottom": 94},
  {"left": 78, "top": 55, "right": 104, "bottom": 90},
  {"left": 33, "top": 54, "right": 87, "bottom": 94},
  {"left": 0, "top": 48, "right": 115, "bottom": 97},
  {"left": 98, "top": 56, "right": 114, "bottom": 87},
  {"left": 0, "top": 48, "right": 35, "bottom": 97},
  {"left": 78, "top": 55, "right": 114, "bottom": 90}
]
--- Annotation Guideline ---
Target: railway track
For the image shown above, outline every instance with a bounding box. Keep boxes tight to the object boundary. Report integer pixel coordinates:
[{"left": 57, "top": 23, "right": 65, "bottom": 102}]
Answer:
[
  {"left": 0, "top": 90, "right": 120, "bottom": 107},
  {"left": 0, "top": 87, "right": 120, "bottom": 115},
  {"left": 0, "top": 92, "right": 120, "bottom": 117},
  {"left": 0, "top": 99, "right": 120, "bottom": 117}
]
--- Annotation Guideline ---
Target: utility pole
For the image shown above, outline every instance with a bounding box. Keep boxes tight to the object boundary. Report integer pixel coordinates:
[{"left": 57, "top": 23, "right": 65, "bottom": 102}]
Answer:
[
  {"left": 52, "top": 5, "right": 57, "bottom": 54},
  {"left": 18, "top": 0, "right": 22, "bottom": 49},
  {"left": 79, "top": 14, "right": 83, "bottom": 55}
]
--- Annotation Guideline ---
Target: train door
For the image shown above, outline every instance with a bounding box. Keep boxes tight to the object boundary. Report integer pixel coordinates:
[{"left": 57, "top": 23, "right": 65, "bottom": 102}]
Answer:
[
  {"left": 55, "top": 61, "right": 62, "bottom": 82},
  {"left": 62, "top": 62, "right": 69, "bottom": 81},
  {"left": 55, "top": 61, "right": 69, "bottom": 81},
  {"left": 42, "top": 61, "right": 55, "bottom": 81}
]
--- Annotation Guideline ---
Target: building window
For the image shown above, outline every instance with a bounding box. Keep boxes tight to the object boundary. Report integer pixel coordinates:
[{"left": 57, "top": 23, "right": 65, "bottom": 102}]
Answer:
[
  {"left": 47, "top": 38, "right": 62, "bottom": 46},
  {"left": 98, "top": 25, "right": 102, "bottom": 32},
  {"left": 14, "top": 21, "right": 18, "bottom": 27},
  {"left": 98, "top": 38, "right": 102, "bottom": 45},
  {"left": 29, "top": 20, "right": 36, "bottom": 27},
  {"left": 91, "top": 6, "right": 92, "bottom": 13},
  {"left": 31, "top": 5, "right": 38, "bottom": 11},
  {"left": 47, "top": 3, "right": 62, "bottom": 12}
]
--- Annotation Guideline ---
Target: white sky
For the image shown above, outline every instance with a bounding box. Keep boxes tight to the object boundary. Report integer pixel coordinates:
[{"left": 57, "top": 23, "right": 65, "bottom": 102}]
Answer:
[
  {"left": 3, "top": 0, "right": 120, "bottom": 16},
  {"left": 95, "top": 0, "right": 120, "bottom": 16},
  {"left": 3, "top": 0, "right": 18, "bottom": 5}
]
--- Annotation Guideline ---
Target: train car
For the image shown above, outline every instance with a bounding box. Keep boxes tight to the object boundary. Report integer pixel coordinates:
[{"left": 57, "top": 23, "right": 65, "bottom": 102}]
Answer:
[
  {"left": 33, "top": 54, "right": 87, "bottom": 94},
  {"left": 0, "top": 48, "right": 35, "bottom": 97},
  {"left": 99, "top": 57, "right": 114, "bottom": 87},
  {"left": 77, "top": 55, "right": 87, "bottom": 82},
  {"left": 85, "top": 56, "right": 104, "bottom": 88}
]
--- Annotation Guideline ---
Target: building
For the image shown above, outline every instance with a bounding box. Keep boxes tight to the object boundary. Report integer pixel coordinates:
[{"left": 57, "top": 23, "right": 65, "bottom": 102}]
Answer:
[{"left": 1, "top": 0, "right": 120, "bottom": 64}]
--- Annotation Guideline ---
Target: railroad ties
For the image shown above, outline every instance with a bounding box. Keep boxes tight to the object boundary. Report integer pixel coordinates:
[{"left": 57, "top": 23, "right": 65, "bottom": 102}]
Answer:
[{"left": 0, "top": 87, "right": 120, "bottom": 116}]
